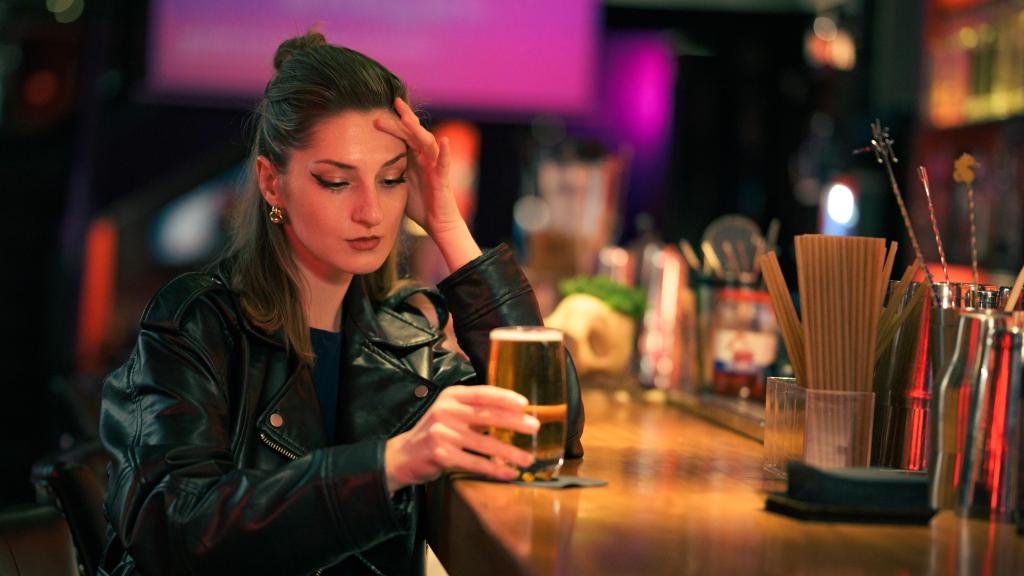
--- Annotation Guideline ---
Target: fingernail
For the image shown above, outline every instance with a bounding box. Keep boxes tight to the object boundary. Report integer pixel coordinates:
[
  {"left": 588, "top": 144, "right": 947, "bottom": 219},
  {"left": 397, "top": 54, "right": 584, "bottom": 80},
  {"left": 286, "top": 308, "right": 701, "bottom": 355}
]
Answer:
[{"left": 526, "top": 416, "right": 540, "bottom": 429}]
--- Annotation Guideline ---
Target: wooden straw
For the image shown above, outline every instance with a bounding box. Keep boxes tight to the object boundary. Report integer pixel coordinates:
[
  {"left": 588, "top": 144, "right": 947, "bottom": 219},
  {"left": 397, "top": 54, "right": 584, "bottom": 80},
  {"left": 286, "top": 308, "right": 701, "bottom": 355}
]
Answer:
[
  {"left": 844, "top": 238, "right": 855, "bottom": 390},
  {"left": 815, "top": 234, "right": 831, "bottom": 389},
  {"left": 876, "top": 280, "right": 929, "bottom": 359},
  {"left": 879, "top": 241, "right": 899, "bottom": 308},
  {"left": 851, "top": 235, "right": 860, "bottom": 391},
  {"left": 878, "top": 260, "right": 922, "bottom": 340},
  {"left": 794, "top": 237, "right": 814, "bottom": 388},
  {"left": 759, "top": 251, "right": 806, "bottom": 387},
  {"left": 831, "top": 236, "right": 839, "bottom": 389},
  {"left": 820, "top": 237, "right": 835, "bottom": 391},
  {"left": 795, "top": 235, "right": 887, "bottom": 393},
  {"left": 866, "top": 238, "right": 888, "bottom": 393},
  {"left": 818, "top": 237, "right": 832, "bottom": 390},
  {"left": 850, "top": 237, "right": 860, "bottom": 392},
  {"left": 851, "top": 238, "right": 862, "bottom": 391},
  {"left": 820, "top": 237, "right": 833, "bottom": 391},
  {"left": 1003, "top": 263, "right": 1024, "bottom": 313}
]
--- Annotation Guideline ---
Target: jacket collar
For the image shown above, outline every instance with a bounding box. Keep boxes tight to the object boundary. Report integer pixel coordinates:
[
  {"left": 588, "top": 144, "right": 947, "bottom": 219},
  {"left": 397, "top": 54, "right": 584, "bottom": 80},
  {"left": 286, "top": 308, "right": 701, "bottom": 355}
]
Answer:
[
  {"left": 343, "top": 276, "right": 380, "bottom": 341},
  {"left": 214, "top": 258, "right": 436, "bottom": 351},
  {"left": 214, "top": 258, "right": 289, "bottom": 349},
  {"left": 344, "top": 278, "right": 439, "bottom": 350}
]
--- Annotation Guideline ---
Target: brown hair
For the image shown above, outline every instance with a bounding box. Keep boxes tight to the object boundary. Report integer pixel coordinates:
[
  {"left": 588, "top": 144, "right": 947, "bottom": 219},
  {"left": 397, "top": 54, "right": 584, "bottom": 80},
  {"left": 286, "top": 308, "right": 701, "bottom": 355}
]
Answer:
[{"left": 225, "top": 31, "right": 409, "bottom": 364}]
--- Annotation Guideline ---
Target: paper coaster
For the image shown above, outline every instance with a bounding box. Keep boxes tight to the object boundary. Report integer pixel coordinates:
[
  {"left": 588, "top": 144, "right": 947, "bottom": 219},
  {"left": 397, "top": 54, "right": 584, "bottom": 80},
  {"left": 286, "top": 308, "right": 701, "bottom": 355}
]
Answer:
[{"left": 453, "top": 473, "right": 607, "bottom": 489}]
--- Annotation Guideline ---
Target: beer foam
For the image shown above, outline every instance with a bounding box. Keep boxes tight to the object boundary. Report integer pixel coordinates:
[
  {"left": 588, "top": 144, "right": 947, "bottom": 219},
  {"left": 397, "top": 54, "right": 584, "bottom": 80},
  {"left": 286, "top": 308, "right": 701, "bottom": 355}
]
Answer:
[{"left": 489, "top": 326, "right": 564, "bottom": 342}]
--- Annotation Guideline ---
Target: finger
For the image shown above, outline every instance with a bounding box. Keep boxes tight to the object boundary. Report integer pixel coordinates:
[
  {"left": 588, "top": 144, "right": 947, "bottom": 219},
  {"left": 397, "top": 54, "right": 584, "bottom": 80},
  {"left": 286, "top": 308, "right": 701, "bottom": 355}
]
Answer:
[
  {"left": 436, "top": 445, "right": 519, "bottom": 481},
  {"left": 375, "top": 112, "right": 437, "bottom": 163},
  {"left": 459, "top": 429, "right": 535, "bottom": 468},
  {"left": 444, "top": 384, "right": 529, "bottom": 409},
  {"left": 432, "top": 397, "right": 539, "bottom": 434},
  {"left": 459, "top": 407, "right": 539, "bottom": 435},
  {"left": 437, "top": 136, "right": 451, "bottom": 179},
  {"left": 373, "top": 115, "right": 414, "bottom": 145},
  {"left": 392, "top": 98, "right": 438, "bottom": 158}
]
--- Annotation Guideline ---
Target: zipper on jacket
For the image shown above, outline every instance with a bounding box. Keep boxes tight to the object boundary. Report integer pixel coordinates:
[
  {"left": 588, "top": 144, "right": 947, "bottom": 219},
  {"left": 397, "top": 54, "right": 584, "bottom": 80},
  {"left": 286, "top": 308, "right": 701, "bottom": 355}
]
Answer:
[
  {"left": 260, "top": 432, "right": 322, "bottom": 576},
  {"left": 258, "top": 432, "right": 387, "bottom": 576},
  {"left": 259, "top": 431, "right": 300, "bottom": 461}
]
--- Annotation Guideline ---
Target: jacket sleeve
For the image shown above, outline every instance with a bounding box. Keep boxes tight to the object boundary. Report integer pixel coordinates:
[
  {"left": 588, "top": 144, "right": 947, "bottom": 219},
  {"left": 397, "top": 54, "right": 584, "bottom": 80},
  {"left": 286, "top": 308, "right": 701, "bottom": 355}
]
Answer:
[
  {"left": 100, "top": 293, "right": 410, "bottom": 575},
  {"left": 436, "top": 243, "right": 584, "bottom": 458}
]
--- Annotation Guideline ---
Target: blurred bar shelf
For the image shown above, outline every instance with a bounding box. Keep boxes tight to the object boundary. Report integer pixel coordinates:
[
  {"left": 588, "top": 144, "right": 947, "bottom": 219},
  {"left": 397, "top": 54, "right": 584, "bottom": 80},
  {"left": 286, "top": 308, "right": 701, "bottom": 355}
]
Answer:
[
  {"left": 427, "top": 388, "right": 1024, "bottom": 576},
  {"left": 580, "top": 372, "right": 767, "bottom": 442},
  {"left": 666, "top": 388, "right": 765, "bottom": 443}
]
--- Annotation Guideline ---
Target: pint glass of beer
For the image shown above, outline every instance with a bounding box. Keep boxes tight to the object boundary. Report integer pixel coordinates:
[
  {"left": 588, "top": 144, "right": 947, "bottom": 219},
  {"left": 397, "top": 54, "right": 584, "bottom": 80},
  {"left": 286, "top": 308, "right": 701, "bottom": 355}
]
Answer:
[{"left": 488, "top": 326, "right": 567, "bottom": 481}]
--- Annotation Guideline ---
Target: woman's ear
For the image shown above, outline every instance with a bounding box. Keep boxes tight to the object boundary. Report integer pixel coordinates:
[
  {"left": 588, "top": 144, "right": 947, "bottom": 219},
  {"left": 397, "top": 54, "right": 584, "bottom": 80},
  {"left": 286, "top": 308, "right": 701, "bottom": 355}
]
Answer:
[{"left": 255, "top": 155, "right": 284, "bottom": 207}]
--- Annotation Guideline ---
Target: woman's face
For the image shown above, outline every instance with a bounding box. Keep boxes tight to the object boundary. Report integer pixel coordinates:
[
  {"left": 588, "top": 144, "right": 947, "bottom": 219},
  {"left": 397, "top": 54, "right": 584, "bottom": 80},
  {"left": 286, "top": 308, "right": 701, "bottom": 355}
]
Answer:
[{"left": 264, "top": 109, "right": 408, "bottom": 281}]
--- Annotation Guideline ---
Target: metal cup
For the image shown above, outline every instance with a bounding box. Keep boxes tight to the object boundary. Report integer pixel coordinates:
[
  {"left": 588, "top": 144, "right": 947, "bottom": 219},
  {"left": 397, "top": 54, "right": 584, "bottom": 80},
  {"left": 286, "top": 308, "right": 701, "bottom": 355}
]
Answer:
[
  {"left": 872, "top": 282, "right": 930, "bottom": 469},
  {"left": 929, "top": 310, "right": 1024, "bottom": 521},
  {"left": 636, "top": 247, "right": 687, "bottom": 390},
  {"left": 960, "top": 283, "right": 983, "bottom": 309},
  {"left": 996, "top": 286, "right": 1024, "bottom": 311},
  {"left": 926, "top": 283, "right": 962, "bottom": 473},
  {"left": 930, "top": 311, "right": 989, "bottom": 509},
  {"left": 959, "top": 312, "right": 1023, "bottom": 522},
  {"left": 930, "top": 282, "right": 962, "bottom": 379},
  {"left": 998, "top": 286, "right": 1012, "bottom": 310},
  {"left": 969, "top": 290, "right": 1000, "bottom": 310}
]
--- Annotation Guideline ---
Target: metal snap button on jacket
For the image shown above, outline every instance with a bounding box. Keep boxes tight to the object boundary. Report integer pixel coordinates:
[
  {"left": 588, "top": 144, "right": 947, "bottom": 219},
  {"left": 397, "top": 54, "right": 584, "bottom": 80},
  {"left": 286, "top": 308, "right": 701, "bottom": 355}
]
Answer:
[
  {"left": 413, "top": 384, "right": 429, "bottom": 398},
  {"left": 269, "top": 413, "right": 284, "bottom": 428}
]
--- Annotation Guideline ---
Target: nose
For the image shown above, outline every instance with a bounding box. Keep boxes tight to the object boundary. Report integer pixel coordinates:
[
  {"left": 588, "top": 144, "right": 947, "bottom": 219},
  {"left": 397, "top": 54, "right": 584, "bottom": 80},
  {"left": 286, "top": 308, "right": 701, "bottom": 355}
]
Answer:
[{"left": 351, "top": 185, "right": 383, "bottom": 228}]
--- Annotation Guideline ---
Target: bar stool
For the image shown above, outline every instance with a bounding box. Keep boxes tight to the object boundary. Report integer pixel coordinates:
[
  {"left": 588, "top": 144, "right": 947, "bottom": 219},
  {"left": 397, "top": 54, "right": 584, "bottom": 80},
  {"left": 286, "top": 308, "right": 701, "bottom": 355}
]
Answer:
[
  {"left": 0, "top": 502, "right": 78, "bottom": 575},
  {"left": 31, "top": 439, "right": 109, "bottom": 576}
]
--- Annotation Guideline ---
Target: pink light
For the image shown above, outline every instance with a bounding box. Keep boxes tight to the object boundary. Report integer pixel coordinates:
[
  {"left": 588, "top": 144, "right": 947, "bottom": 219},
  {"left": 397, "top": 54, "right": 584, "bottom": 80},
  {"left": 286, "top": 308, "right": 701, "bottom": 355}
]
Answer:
[
  {"left": 148, "top": 0, "right": 598, "bottom": 114},
  {"left": 604, "top": 34, "right": 677, "bottom": 148}
]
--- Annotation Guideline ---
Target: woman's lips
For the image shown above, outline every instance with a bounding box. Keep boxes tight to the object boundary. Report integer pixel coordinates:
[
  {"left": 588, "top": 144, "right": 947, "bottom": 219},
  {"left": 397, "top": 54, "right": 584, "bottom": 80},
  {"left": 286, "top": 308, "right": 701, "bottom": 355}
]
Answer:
[{"left": 347, "top": 236, "right": 381, "bottom": 251}]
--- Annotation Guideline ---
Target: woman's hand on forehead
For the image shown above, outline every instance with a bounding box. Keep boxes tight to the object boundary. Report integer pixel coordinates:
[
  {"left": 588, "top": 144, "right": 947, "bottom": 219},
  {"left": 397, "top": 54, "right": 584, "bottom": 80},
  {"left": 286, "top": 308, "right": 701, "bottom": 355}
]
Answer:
[
  {"left": 373, "top": 98, "right": 437, "bottom": 161},
  {"left": 374, "top": 98, "right": 481, "bottom": 271},
  {"left": 373, "top": 99, "right": 457, "bottom": 234}
]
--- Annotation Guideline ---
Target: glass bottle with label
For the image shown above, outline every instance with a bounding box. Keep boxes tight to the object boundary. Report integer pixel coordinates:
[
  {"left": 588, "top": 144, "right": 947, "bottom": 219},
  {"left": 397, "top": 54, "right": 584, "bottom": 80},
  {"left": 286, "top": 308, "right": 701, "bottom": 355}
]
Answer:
[{"left": 710, "top": 287, "right": 779, "bottom": 401}]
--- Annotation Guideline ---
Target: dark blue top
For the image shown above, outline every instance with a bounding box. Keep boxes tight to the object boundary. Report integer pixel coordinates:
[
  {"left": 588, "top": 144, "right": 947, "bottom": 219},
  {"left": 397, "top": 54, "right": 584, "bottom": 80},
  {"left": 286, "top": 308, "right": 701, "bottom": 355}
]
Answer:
[{"left": 310, "top": 328, "right": 342, "bottom": 443}]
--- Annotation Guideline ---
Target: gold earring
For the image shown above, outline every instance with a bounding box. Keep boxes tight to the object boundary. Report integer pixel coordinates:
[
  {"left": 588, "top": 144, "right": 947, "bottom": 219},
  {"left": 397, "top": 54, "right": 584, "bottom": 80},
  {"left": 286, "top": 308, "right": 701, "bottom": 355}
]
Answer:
[{"left": 268, "top": 206, "right": 284, "bottom": 224}]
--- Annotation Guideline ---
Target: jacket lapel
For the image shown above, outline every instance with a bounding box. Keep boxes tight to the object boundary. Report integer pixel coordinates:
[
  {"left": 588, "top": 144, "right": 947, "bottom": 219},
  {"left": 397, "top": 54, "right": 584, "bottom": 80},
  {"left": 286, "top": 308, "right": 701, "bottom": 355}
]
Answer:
[
  {"left": 218, "top": 264, "right": 442, "bottom": 453},
  {"left": 337, "top": 279, "right": 441, "bottom": 442},
  {"left": 255, "top": 362, "right": 329, "bottom": 458}
]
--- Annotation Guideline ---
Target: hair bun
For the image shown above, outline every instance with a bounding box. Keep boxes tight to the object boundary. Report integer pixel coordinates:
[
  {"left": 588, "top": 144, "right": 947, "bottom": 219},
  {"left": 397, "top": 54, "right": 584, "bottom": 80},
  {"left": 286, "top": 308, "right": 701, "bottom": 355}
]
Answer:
[{"left": 273, "top": 31, "right": 328, "bottom": 71}]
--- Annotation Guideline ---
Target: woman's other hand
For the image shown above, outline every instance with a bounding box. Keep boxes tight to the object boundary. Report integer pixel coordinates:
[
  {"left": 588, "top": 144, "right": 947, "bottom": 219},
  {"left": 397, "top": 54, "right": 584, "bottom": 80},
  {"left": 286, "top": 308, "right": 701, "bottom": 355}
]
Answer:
[
  {"left": 384, "top": 385, "right": 539, "bottom": 494},
  {"left": 374, "top": 98, "right": 482, "bottom": 271}
]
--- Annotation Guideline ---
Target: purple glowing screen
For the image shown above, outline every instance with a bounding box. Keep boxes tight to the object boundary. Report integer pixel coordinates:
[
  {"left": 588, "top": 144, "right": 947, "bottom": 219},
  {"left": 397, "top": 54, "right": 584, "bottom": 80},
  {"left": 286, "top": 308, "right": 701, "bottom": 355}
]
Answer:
[{"left": 147, "top": 0, "right": 598, "bottom": 114}]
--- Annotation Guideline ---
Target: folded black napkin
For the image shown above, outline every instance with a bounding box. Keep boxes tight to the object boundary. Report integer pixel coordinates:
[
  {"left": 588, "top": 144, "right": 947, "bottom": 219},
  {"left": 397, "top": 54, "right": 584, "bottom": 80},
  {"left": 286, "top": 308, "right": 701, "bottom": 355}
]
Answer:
[{"left": 765, "top": 461, "right": 937, "bottom": 524}]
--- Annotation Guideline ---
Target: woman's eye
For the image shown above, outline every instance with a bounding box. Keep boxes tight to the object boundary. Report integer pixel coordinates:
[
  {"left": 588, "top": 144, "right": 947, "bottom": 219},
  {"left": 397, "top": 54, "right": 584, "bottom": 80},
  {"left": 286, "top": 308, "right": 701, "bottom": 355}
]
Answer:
[
  {"left": 313, "top": 175, "right": 349, "bottom": 190},
  {"left": 381, "top": 176, "right": 407, "bottom": 188}
]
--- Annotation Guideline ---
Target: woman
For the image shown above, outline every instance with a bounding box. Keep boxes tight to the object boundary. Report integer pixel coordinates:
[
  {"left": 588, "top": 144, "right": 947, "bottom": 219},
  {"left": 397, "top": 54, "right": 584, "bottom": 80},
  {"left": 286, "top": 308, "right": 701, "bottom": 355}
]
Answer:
[{"left": 99, "top": 32, "right": 584, "bottom": 575}]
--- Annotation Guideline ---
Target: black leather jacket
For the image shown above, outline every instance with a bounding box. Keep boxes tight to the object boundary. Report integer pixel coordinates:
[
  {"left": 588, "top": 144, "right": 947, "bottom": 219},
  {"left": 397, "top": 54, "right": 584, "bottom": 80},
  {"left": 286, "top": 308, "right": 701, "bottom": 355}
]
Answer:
[{"left": 99, "top": 245, "right": 584, "bottom": 575}]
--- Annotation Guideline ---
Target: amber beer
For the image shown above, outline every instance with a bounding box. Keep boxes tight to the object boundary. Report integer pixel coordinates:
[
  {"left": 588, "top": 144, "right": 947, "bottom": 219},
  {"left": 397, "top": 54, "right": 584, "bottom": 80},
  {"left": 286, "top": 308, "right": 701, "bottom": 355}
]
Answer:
[{"left": 488, "top": 326, "right": 567, "bottom": 480}]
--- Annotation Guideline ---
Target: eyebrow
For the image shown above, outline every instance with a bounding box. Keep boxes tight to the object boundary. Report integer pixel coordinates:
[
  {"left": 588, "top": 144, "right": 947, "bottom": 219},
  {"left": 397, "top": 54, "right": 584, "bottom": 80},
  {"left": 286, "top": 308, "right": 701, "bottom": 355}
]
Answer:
[{"left": 312, "top": 152, "right": 407, "bottom": 170}]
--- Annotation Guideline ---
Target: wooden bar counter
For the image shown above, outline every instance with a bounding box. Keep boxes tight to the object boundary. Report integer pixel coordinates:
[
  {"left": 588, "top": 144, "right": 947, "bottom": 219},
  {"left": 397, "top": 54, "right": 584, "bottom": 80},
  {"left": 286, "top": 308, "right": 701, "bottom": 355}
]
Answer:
[{"left": 428, "top": 389, "right": 1024, "bottom": 575}]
